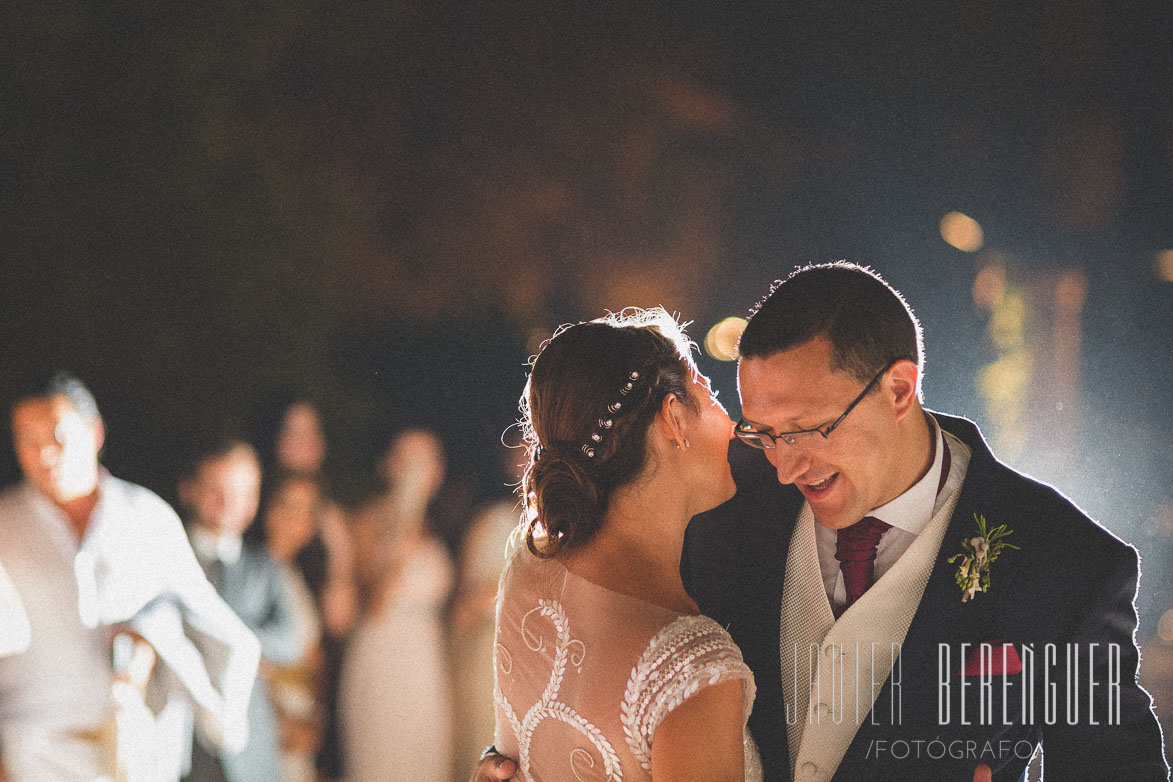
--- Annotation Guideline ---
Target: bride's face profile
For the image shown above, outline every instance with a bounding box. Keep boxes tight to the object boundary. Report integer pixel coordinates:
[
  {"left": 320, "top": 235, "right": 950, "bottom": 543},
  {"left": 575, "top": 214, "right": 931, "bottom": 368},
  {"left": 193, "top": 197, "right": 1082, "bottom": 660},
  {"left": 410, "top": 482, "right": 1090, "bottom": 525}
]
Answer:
[{"left": 677, "top": 370, "right": 736, "bottom": 516}]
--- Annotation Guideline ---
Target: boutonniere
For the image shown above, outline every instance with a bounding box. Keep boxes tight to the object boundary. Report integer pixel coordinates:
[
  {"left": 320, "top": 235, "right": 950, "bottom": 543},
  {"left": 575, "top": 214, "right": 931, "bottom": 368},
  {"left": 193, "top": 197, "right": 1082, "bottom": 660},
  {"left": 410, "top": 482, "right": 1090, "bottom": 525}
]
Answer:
[{"left": 947, "top": 513, "right": 1019, "bottom": 602}]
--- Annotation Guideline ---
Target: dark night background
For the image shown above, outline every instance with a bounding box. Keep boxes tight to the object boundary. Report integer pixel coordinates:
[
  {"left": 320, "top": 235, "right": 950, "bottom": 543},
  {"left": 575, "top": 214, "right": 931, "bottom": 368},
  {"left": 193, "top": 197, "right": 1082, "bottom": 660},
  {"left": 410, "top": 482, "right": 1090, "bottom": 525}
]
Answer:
[{"left": 2, "top": 0, "right": 1172, "bottom": 725}]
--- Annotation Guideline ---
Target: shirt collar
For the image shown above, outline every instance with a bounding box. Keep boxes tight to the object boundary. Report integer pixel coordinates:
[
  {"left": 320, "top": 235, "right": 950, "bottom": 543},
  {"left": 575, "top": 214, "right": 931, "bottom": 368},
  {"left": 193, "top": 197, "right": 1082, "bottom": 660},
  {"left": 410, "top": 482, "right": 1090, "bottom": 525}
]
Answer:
[
  {"left": 867, "top": 415, "right": 945, "bottom": 536},
  {"left": 22, "top": 470, "right": 112, "bottom": 546},
  {"left": 190, "top": 525, "right": 243, "bottom": 565}
]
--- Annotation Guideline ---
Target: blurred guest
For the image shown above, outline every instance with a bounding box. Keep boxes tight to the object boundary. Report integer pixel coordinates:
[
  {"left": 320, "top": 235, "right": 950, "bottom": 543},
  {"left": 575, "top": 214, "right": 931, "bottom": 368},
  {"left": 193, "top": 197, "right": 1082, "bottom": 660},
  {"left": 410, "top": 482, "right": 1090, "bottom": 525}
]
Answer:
[
  {"left": 0, "top": 561, "right": 29, "bottom": 658},
  {"left": 249, "top": 395, "right": 355, "bottom": 782},
  {"left": 250, "top": 395, "right": 328, "bottom": 482},
  {"left": 259, "top": 473, "right": 329, "bottom": 782},
  {"left": 179, "top": 438, "right": 304, "bottom": 782},
  {"left": 449, "top": 448, "right": 523, "bottom": 775},
  {"left": 0, "top": 373, "right": 258, "bottom": 782},
  {"left": 340, "top": 429, "right": 455, "bottom": 782},
  {"left": 0, "top": 557, "right": 29, "bottom": 782},
  {"left": 248, "top": 396, "right": 356, "bottom": 635}
]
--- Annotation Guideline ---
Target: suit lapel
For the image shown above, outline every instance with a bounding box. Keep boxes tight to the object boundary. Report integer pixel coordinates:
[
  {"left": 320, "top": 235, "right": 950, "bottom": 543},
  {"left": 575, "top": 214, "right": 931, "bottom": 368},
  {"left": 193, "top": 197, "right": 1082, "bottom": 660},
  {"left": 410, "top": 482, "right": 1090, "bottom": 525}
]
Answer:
[
  {"left": 833, "top": 413, "right": 1027, "bottom": 777},
  {"left": 912, "top": 412, "right": 1027, "bottom": 639}
]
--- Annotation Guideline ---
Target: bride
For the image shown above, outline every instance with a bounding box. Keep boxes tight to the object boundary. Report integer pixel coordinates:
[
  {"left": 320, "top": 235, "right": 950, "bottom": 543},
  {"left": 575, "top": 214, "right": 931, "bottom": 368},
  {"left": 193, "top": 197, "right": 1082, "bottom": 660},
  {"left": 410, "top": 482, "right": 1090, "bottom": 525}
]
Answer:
[{"left": 482, "top": 308, "right": 761, "bottom": 781}]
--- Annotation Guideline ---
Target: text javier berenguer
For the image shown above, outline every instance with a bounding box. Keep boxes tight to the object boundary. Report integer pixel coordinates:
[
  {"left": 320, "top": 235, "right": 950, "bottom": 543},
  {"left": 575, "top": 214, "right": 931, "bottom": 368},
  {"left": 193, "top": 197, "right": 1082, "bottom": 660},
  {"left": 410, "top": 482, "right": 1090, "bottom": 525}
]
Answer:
[
  {"left": 784, "top": 642, "right": 1123, "bottom": 727},
  {"left": 937, "top": 643, "right": 1122, "bottom": 726}
]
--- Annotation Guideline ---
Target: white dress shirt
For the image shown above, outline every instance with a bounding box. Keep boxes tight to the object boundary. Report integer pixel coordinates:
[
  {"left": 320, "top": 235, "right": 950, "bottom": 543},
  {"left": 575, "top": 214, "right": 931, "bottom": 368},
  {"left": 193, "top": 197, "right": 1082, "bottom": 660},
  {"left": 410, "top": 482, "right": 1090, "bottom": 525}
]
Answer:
[
  {"left": 0, "top": 560, "right": 30, "bottom": 657},
  {"left": 189, "top": 527, "right": 243, "bottom": 567},
  {"left": 0, "top": 474, "right": 260, "bottom": 782},
  {"left": 814, "top": 415, "right": 972, "bottom": 614}
]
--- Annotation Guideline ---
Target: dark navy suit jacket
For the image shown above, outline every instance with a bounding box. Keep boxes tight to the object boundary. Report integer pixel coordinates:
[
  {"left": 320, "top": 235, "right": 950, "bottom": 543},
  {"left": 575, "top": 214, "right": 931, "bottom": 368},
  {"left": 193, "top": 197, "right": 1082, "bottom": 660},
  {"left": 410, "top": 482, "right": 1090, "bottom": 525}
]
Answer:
[{"left": 682, "top": 413, "right": 1169, "bottom": 781}]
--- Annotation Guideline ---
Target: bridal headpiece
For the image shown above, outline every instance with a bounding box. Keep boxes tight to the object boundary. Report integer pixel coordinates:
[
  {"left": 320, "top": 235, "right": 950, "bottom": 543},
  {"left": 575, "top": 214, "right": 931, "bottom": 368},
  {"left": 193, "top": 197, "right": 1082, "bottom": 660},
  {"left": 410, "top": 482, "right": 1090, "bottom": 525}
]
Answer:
[{"left": 581, "top": 370, "right": 641, "bottom": 459}]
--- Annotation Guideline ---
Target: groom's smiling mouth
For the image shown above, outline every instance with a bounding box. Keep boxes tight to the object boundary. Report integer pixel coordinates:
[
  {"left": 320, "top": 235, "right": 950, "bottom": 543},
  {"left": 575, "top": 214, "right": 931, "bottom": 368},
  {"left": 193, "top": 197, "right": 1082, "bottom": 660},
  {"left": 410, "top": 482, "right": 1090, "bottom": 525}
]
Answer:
[{"left": 798, "top": 473, "right": 839, "bottom": 501}]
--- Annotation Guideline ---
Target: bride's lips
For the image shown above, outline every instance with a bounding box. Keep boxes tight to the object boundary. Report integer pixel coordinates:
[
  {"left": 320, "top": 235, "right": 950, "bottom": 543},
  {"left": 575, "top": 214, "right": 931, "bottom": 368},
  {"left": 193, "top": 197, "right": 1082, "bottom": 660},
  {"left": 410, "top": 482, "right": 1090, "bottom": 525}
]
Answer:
[{"left": 798, "top": 473, "right": 839, "bottom": 502}]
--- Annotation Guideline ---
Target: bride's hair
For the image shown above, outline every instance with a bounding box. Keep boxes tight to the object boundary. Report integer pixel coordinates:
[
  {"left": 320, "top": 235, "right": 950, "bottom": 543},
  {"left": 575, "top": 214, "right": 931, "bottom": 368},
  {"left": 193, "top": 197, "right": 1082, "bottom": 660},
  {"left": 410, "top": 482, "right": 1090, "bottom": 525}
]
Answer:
[{"left": 518, "top": 307, "right": 698, "bottom": 558}]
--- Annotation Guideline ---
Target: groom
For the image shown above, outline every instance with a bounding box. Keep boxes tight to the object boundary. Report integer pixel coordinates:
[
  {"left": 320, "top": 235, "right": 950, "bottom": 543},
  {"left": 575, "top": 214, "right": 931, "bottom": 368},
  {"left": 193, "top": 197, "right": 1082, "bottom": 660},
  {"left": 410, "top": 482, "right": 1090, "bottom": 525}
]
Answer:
[{"left": 680, "top": 262, "right": 1168, "bottom": 780}]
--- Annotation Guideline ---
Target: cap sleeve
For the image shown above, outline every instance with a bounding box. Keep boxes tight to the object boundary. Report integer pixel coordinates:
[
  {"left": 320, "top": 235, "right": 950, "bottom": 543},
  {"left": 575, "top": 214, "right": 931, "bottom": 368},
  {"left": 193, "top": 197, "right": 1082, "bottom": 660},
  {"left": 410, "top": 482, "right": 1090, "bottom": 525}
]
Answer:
[{"left": 621, "top": 614, "right": 755, "bottom": 771}]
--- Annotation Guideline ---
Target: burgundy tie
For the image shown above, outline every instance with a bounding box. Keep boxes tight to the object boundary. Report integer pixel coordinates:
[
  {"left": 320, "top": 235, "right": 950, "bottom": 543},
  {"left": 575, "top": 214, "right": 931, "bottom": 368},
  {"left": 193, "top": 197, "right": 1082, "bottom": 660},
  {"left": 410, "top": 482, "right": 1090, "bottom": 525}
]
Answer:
[{"left": 835, "top": 516, "right": 893, "bottom": 612}]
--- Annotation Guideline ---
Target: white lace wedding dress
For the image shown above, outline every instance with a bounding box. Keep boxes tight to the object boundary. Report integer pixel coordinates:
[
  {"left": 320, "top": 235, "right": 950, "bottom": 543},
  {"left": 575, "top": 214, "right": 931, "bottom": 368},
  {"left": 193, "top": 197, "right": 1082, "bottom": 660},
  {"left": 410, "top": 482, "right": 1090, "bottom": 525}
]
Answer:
[{"left": 493, "top": 536, "right": 762, "bottom": 781}]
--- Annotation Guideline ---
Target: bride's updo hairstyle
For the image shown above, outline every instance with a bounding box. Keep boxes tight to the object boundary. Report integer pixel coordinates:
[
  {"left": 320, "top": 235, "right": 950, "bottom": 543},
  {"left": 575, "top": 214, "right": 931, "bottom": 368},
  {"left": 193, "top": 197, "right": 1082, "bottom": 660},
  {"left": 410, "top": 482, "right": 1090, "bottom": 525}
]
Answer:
[{"left": 519, "top": 308, "right": 698, "bottom": 558}]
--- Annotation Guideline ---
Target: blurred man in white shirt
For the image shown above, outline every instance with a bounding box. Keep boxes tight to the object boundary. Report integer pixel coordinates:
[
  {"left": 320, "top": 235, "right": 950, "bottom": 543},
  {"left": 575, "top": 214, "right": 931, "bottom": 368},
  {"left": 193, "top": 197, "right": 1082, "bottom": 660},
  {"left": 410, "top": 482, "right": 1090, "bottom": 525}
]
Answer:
[{"left": 0, "top": 373, "right": 260, "bottom": 782}]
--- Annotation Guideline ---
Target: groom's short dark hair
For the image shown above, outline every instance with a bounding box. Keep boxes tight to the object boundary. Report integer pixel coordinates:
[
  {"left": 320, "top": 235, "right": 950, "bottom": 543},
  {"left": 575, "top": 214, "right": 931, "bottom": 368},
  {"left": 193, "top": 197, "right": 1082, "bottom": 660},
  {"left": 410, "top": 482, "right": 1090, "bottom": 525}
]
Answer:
[{"left": 738, "top": 262, "right": 923, "bottom": 384}]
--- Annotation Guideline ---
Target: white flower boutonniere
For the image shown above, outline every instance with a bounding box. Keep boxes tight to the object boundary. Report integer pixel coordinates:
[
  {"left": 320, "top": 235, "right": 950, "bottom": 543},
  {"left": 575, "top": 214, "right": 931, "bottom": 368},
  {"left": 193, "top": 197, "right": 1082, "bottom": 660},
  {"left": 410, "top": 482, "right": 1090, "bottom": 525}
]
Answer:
[{"left": 946, "top": 513, "right": 1019, "bottom": 602}]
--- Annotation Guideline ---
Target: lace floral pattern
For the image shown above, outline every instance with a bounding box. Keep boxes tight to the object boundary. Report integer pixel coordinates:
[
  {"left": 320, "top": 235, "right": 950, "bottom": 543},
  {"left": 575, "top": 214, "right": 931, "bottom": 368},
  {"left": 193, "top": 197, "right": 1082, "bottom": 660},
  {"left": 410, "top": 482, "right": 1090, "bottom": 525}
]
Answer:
[
  {"left": 496, "top": 599, "right": 623, "bottom": 780},
  {"left": 496, "top": 600, "right": 760, "bottom": 780},
  {"left": 620, "top": 615, "right": 758, "bottom": 776},
  {"left": 494, "top": 538, "right": 762, "bottom": 781}
]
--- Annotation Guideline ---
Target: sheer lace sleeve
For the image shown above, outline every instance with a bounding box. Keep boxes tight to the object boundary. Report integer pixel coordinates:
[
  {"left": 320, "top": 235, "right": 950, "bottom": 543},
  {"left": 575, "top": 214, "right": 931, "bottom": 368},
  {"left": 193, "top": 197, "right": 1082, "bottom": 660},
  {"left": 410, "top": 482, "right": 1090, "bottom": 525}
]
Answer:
[{"left": 620, "top": 614, "right": 756, "bottom": 772}]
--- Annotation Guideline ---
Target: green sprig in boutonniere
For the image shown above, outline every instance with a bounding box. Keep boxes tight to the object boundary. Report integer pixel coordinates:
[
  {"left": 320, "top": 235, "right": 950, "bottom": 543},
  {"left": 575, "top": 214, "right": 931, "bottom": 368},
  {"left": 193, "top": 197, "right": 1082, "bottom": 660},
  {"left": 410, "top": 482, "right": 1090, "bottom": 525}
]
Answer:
[{"left": 947, "top": 513, "right": 1019, "bottom": 602}]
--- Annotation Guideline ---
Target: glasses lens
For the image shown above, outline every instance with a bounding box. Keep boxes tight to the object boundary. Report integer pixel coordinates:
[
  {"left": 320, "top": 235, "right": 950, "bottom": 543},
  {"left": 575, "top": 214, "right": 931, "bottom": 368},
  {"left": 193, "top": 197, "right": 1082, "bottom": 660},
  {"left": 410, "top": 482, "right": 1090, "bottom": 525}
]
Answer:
[
  {"left": 783, "top": 430, "right": 830, "bottom": 451},
  {"left": 734, "top": 430, "right": 773, "bottom": 450}
]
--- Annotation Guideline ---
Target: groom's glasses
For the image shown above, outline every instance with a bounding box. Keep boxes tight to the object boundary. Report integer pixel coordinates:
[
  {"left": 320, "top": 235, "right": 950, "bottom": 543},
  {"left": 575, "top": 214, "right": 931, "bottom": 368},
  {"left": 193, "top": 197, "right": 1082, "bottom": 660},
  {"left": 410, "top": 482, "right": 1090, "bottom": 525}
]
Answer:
[{"left": 734, "top": 359, "right": 899, "bottom": 451}]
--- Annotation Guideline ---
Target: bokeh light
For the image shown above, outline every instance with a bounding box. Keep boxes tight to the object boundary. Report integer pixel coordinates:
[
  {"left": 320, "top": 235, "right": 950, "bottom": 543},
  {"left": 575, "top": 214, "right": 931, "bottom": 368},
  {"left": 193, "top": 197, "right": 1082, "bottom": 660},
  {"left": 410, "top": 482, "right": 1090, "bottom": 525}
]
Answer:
[
  {"left": 1054, "top": 269, "right": 1088, "bottom": 313},
  {"left": 1159, "top": 609, "right": 1173, "bottom": 644},
  {"left": 1156, "top": 250, "right": 1173, "bottom": 282},
  {"left": 704, "top": 317, "right": 747, "bottom": 362},
  {"left": 972, "top": 263, "right": 1007, "bottom": 310},
  {"left": 940, "top": 211, "right": 985, "bottom": 253}
]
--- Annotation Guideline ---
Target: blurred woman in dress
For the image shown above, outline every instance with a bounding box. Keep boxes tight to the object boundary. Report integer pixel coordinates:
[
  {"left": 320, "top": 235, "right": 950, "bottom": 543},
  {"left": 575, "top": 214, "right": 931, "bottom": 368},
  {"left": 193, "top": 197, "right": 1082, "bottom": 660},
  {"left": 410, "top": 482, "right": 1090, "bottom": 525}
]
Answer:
[
  {"left": 250, "top": 395, "right": 357, "bottom": 781},
  {"left": 450, "top": 492, "right": 520, "bottom": 773},
  {"left": 260, "top": 472, "right": 327, "bottom": 782},
  {"left": 450, "top": 445, "right": 525, "bottom": 774},
  {"left": 340, "top": 428, "right": 456, "bottom": 782}
]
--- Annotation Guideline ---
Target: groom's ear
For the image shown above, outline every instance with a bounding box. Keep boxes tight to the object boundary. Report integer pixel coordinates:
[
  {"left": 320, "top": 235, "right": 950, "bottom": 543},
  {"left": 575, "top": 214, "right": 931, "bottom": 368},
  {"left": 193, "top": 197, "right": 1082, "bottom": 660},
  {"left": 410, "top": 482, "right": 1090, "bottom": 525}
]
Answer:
[{"left": 886, "top": 359, "right": 920, "bottom": 421}]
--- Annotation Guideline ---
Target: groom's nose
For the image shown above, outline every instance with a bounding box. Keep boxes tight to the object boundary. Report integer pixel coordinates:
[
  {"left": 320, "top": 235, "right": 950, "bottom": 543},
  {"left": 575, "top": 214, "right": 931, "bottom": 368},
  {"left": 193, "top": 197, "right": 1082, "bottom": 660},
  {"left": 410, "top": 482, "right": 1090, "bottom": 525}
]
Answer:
[{"left": 767, "top": 445, "right": 810, "bottom": 485}]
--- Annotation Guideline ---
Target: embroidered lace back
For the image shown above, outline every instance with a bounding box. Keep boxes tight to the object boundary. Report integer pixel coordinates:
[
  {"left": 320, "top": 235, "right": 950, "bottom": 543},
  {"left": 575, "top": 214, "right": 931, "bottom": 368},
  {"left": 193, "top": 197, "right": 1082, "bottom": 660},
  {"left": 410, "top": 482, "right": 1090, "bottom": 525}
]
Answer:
[{"left": 493, "top": 538, "right": 762, "bottom": 781}]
